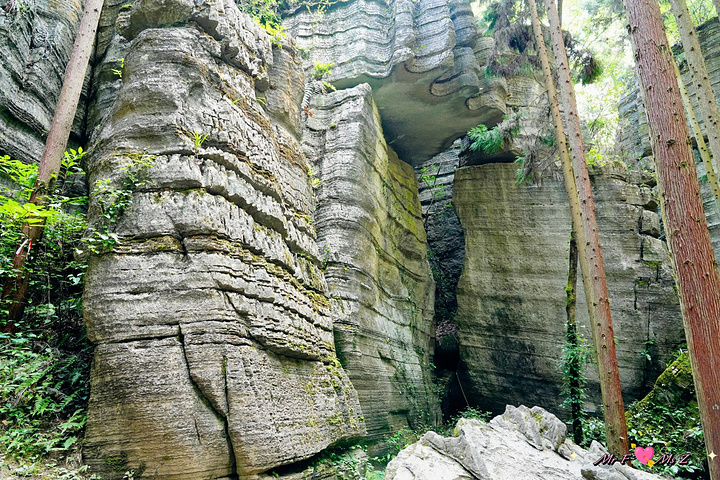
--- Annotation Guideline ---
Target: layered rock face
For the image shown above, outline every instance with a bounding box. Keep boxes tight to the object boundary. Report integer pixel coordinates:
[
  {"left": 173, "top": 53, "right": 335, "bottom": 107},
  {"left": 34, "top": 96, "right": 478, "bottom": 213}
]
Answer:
[
  {"left": 283, "top": 0, "right": 507, "bottom": 163},
  {"left": 453, "top": 163, "right": 684, "bottom": 416},
  {"left": 81, "top": 2, "right": 364, "bottom": 478},
  {"left": 0, "top": 0, "right": 86, "bottom": 163},
  {"left": 302, "top": 84, "right": 439, "bottom": 443}
]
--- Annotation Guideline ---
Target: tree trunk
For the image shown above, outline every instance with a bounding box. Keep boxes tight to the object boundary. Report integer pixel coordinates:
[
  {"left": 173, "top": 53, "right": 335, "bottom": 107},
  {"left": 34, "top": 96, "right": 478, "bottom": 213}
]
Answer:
[
  {"left": 542, "top": 0, "right": 629, "bottom": 457},
  {"left": 673, "top": 59, "right": 720, "bottom": 210},
  {"left": 670, "top": 0, "right": 720, "bottom": 188},
  {"left": 1, "top": 0, "right": 104, "bottom": 327},
  {"left": 623, "top": 0, "right": 720, "bottom": 477},
  {"left": 528, "top": 0, "right": 585, "bottom": 444}
]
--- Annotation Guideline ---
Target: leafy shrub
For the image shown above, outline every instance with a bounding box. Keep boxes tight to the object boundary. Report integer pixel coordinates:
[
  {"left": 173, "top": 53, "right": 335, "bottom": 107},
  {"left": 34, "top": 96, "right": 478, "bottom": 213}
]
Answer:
[
  {"left": 312, "top": 61, "right": 334, "bottom": 80},
  {"left": 0, "top": 152, "right": 92, "bottom": 474}
]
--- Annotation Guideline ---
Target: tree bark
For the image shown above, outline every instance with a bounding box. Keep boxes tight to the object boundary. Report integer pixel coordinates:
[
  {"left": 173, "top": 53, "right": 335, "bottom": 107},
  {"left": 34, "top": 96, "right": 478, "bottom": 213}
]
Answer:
[
  {"left": 673, "top": 59, "right": 720, "bottom": 210},
  {"left": 670, "top": 0, "right": 720, "bottom": 187},
  {"left": 623, "top": 0, "right": 720, "bottom": 477},
  {"left": 1, "top": 0, "right": 104, "bottom": 327},
  {"left": 542, "top": 0, "right": 629, "bottom": 457}
]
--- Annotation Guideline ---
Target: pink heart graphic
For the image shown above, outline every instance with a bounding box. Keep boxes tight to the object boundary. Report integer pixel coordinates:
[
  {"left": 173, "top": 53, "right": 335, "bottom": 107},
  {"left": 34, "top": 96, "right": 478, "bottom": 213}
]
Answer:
[{"left": 634, "top": 446, "right": 655, "bottom": 464}]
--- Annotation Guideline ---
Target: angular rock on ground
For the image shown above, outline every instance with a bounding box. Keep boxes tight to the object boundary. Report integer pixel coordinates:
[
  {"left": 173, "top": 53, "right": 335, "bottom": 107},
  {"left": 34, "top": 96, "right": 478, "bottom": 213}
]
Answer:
[{"left": 385, "top": 405, "right": 667, "bottom": 480}]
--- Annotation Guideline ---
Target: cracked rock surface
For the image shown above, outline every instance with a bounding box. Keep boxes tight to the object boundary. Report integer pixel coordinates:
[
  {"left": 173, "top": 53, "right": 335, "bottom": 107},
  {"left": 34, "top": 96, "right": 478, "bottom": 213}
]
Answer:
[
  {"left": 453, "top": 163, "right": 684, "bottom": 417},
  {"left": 81, "top": 2, "right": 363, "bottom": 478}
]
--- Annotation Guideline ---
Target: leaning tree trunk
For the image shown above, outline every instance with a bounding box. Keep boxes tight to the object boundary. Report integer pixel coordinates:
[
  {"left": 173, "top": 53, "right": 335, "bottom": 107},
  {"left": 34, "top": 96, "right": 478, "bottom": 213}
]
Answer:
[
  {"left": 528, "top": 0, "right": 583, "bottom": 444},
  {"left": 670, "top": 0, "right": 720, "bottom": 188},
  {"left": 542, "top": 0, "right": 629, "bottom": 457},
  {"left": 1, "top": 0, "right": 104, "bottom": 327},
  {"left": 623, "top": 0, "right": 720, "bottom": 477},
  {"left": 673, "top": 59, "right": 720, "bottom": 210}
]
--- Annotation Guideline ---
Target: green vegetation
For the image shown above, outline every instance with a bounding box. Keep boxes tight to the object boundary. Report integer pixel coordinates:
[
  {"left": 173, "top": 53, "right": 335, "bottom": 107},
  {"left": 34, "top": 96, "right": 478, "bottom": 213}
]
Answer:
[
  {"left": 468, "top": 124, "right": 504, "bottom": 154},
  {"left": 468, "top": 114, "right": 522, "bottom": 156},
  {"left": 581, "top": 349, "right": 705, "bottom": 478},
  {"left": 84, "top": 154, "right": 154, "bottom": 255},
  {"left": 237, "top": 0, "right": 287, "bottom": 44},
  {"left": 0, "top": 152, "right": 93, "bottom": 478},
  {"left": 312, "top": 61, "right": 335, "bottom": 80}
]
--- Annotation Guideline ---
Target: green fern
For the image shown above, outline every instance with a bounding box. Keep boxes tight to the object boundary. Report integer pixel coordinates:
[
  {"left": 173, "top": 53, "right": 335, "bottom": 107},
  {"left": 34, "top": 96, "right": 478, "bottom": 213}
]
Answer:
[{"left": 468, "top": 124, "right": 504, "bottom": 154}]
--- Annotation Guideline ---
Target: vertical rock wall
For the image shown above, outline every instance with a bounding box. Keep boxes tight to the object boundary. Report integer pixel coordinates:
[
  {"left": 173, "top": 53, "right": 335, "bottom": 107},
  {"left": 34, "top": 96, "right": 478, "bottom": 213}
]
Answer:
[
  {"left": 302, "top": 84, "right": 440, "bottom": 443},
  {"left": 453, "top": 163, "right": 684, "bottom": 416},
  {"left": 0, "top": 0, "right": 87, "bottom": 163},
  {"left": 81, "top": 2, "right": 363, "bottom": 478}
]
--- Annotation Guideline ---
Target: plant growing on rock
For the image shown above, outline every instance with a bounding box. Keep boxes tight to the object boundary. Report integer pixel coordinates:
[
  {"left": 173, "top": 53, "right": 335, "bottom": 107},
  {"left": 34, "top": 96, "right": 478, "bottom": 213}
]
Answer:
[
  {"left": 312, "top": 61, "right": 334, "bottom": 80},
  {"left": 83, "top": 154, "right": 154, "bottom": 255}
]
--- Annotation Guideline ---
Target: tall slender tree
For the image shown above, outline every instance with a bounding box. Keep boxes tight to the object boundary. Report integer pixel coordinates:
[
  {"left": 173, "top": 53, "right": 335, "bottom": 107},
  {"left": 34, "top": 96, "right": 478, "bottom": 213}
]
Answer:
[
  {"left": 673, "top": 59, "right": 720, "bottom": 209},
  {"left": 622, "top": 0, "right": 720, "bottom": 476},
  {"left": 528, "top": 0, "right": 584, "bottom": 444},
  {"left": 670, "top": 0, "right": 720, "bottom": 188},
  {"left": 1, "top": 0, "right": 104, "bottom": 326},
  {"left": 542, "top": 0, "right": 629, "bottom": 456}
]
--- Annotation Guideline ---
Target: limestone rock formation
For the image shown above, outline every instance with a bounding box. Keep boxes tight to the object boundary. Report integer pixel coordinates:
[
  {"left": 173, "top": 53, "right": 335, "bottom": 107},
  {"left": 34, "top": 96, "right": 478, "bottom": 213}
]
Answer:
[
  {"left": 81, "top": 3, "right": 364, "bottom": 478},
  {"left": 0, "top": 0, "right": 87, "bottom": 163},
  {"left": 302, "top": 84, "right": 440, "bottom": 444},
  {"left": 385, "top": 405, "right": 666, "bottom": 480},
  {"left": 453, "top": 163, "right": 684, "bottom": 416},
  {"left": 283, "top": 0, "right": 507, "bottom": 163},
  {"left": 416, "top": 140, "right": 465, "bottom": 326}
]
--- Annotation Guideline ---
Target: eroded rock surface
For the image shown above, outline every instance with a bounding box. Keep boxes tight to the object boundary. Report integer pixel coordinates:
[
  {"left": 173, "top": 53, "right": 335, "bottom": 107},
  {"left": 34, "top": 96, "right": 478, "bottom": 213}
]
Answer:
[
  {"left": 453, "top": 163, "right": 684, "bottom": 417},
  {"left": 82, "top": 3, "right": 363, "bottom": 478},
  {"left": 385, "top": 405, "right": 666, "bottom": 480},
  {"left": 302, "top": 84, "right": 440, "bottom": 443},
  {"left": 283, "top": 0, "right": 507, "bottom": 163},
  {"left": 0, "top": 0, "right": 87, "bottom": 163}
]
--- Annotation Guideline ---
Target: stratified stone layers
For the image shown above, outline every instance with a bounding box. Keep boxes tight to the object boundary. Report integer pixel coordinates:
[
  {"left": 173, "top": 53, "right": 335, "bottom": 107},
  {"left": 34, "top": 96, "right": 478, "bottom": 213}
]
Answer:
[
  {"left": 284, "top": 0, "right": 507, "bottom": 163},
  {"left": 453, "top": 163, "right": 684, "bottom": 417},
  {"left": 303, "top": 84, "right": 440, "bottom": 442},
  {"left": 0, "top": 0, "right": 86, "bottom": 162},
  {"left": 81, "top": 2, "right": 363, "bottom": 478}
]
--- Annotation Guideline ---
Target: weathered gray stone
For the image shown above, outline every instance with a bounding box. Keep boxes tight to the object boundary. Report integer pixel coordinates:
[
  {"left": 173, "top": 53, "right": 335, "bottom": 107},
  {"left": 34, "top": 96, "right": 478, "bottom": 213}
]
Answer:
[
  {"left": 452, "top": 163, "right": 684, "bottom": 417},
  {"left": 641, "top": 236, "right": 669, "bottom": 265},
  {"left": 283, "top": 0, "right": 507, "bottom": 163},
  {"left": 0, "top": 0, "right": 87, "bottom": 163},
  {"left": 640, "top": 210, "right": 661, "bottom": 237},
  {"left": 82, "top": 4, "right": 363, "bottom": 478},
  {"left": 386, "top": 406, "right": 665, "bottom": 480},
  {"left": 302, "top": 84, "right": 440, "bottom": 444}
]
